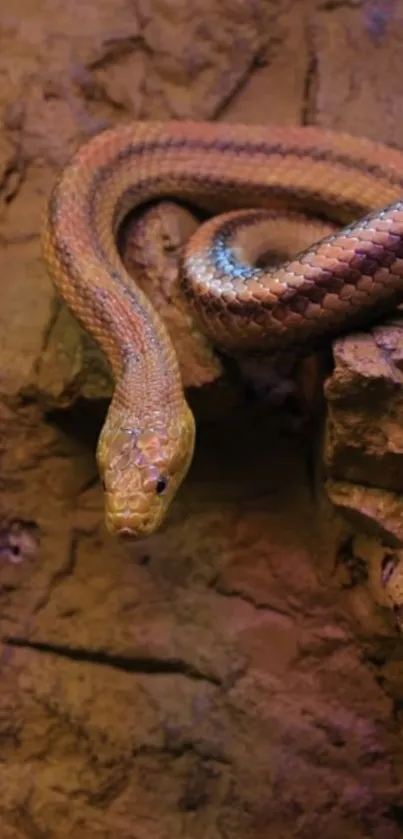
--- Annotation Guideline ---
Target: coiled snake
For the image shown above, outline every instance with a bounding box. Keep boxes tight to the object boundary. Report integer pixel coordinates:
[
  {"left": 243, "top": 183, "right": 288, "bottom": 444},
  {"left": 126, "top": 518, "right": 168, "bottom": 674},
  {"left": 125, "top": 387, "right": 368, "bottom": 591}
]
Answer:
[{"left": 42, "top": 121, "right": 403, "bottom": 540}]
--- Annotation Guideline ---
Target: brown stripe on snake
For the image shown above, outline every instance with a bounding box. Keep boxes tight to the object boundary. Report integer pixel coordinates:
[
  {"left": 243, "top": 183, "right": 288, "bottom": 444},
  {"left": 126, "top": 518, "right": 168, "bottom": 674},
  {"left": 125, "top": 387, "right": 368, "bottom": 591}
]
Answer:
[
  {"left": 49, "top": 178, "right": 177, "bottom": 391},
  {"left": 42, "top": 121, "right": 403, "bottom": 538},
  {"left": 82, "top": 134, "right": 403, "bottom": 253},
  {"left": 88, "top": 137, "right": 403, "bottom": 200}
]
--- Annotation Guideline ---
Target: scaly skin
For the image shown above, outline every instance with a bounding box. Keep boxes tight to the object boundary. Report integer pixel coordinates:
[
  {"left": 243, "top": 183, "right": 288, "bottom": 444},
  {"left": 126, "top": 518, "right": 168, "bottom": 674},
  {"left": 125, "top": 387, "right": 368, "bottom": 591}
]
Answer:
[{"left": 42, "top": 121, "right": 403, "bottom": 538}]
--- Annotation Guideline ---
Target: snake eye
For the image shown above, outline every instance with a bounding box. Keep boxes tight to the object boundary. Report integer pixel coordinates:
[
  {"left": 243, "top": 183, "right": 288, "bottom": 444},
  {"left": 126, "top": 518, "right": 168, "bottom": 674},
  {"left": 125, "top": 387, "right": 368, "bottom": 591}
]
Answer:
[{"left": 156, "top": 477, "right": 168, "bottom": 496}]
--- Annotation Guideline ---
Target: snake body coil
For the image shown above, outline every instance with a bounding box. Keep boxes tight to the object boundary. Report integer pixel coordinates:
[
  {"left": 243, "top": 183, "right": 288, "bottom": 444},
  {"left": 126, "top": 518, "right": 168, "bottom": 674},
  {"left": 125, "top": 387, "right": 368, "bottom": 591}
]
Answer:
[{"left": 42, "top": 121, "right": 403, "bottom": 537}]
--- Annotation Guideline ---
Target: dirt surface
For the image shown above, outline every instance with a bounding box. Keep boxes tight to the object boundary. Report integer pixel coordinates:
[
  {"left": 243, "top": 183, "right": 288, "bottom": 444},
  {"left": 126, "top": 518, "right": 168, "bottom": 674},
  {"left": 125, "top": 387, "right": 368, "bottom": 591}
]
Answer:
[{"left": 2, "top": 1, "right": 403, "bottom": 837}]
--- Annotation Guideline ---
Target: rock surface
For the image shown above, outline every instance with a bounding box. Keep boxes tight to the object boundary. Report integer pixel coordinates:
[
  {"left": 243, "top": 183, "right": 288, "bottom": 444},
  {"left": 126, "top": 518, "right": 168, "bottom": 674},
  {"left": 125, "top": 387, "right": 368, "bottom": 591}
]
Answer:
[
  {"left": 2, "top": 1, "right": 403, "bottom": 837},
  {"left": 325, "top": 321, "right": 403, "bottom": 539}
]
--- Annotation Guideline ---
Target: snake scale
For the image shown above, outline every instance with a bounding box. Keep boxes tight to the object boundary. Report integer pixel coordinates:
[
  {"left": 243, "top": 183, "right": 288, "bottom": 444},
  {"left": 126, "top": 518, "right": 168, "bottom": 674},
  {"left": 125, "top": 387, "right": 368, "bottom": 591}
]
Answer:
[{"left": 42, "top": 121, "right": 403, "bottom": 538}]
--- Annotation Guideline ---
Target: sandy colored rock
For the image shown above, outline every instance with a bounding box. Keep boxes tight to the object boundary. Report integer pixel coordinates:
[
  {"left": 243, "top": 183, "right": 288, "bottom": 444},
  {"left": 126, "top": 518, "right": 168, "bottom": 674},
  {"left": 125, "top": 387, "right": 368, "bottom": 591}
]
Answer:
[
  {"left": 324, "top": 322, "right": 403, "bottom": 548},
  {"left": 1, "top": 426, "right": 402, "bottom": 838},
  {"left": 327, "top": 480, "right": 403, "bottom": 547},
  {"left": 312, "top": 1, "right": 403, "bottom": 144}
]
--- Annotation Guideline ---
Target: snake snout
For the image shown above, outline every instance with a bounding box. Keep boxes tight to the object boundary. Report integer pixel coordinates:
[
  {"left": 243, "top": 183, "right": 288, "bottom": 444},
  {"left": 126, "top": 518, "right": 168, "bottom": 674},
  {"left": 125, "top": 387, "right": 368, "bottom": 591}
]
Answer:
[{"left": 105, "top": 502, "right": 166, "bottom": 539}]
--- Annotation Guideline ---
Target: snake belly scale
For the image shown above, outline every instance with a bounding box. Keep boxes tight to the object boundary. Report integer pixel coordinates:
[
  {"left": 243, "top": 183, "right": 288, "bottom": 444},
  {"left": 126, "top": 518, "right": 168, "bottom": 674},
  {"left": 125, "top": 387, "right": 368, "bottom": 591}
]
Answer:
[{"left": 42, "top": 121, "right": 403, "bottom": 537}]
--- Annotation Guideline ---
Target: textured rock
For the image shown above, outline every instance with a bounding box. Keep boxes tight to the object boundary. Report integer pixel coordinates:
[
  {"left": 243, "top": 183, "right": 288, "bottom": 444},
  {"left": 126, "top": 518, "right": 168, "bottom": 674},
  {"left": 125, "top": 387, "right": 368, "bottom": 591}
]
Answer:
[
  {"left": 2, "top": 424, "right": 403, "bottom": 838},
  {"left": 312, "top": 1, "right": 403, "bottom": 144},
  {"left": 325, "top": 324, "right": 403, "bottom": 494},
  {"left": 1, "top": 0, "right": 403, "bottom": 837},
  {"left": 325, "top": 321, "right": 403, "bottom": 542}
]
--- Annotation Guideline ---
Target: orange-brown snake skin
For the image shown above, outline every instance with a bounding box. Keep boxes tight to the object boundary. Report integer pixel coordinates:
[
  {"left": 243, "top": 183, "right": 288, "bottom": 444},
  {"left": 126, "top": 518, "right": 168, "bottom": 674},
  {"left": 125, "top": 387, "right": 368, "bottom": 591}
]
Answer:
[{"left": 42, "top": 121, "right": 403, "bottom": 537}]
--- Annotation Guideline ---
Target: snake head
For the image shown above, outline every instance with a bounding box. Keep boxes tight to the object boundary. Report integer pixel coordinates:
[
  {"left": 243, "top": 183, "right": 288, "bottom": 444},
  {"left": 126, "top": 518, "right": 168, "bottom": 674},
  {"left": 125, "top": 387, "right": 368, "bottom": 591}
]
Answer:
[{"left": 96, "top": 403, "right": 195, "bottom": 538}]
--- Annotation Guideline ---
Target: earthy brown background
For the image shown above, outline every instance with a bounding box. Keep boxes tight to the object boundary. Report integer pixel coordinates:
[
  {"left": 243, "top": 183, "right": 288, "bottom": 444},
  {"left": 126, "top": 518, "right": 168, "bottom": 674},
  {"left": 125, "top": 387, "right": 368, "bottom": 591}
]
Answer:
[{"left": 2, "top": 0, "right": 403, "bottom": 837}]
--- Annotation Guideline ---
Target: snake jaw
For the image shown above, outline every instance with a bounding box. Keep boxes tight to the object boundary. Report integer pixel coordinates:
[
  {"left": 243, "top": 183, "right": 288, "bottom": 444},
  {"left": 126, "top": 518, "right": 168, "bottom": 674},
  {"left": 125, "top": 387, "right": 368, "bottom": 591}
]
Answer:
[
  {"left": 103, "top": 492, "right": 168, "bottom": 538},
  {"left": 96, "top": 404, "right": 196, "bottom": 538}
]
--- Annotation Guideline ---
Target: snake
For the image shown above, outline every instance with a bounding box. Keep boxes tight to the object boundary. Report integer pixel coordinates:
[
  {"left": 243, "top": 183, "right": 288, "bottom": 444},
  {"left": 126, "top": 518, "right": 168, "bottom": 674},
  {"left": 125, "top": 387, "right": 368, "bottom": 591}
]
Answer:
[{"left": 42, "top": 120, "right": 403, "bottom": 539}]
